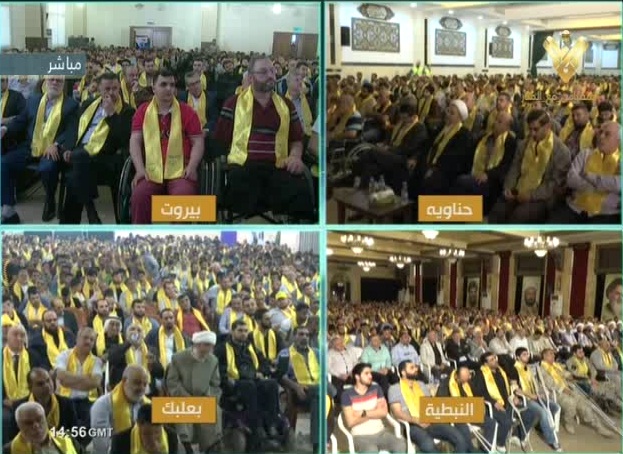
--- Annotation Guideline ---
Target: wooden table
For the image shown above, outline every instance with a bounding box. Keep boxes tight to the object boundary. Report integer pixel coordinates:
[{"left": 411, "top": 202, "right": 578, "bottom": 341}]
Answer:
[{"left": 333, "top": 187, "right": 414, "bottom": 224}]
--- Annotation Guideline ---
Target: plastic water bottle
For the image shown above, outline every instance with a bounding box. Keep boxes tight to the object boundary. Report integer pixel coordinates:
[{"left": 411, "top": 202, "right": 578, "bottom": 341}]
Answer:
[
  {"left": 401, "top": 181, "right": 409, "bottom": 202},
  {"left": 379, "top": 175, "right": 386, "bottom": 190},
  {"left": 353, "top": 176, "right": 361, "bottom": 190}
]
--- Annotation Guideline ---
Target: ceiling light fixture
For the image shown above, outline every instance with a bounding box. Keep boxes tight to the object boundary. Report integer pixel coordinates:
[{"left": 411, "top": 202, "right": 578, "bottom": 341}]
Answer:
[
  {"left": 439, "top": 248, "right": 466, "bottom": 259},
  {"left": 524, "top": 236, "right": 559, "bottom": 258},
  {"left": 389, "top": 255, "right": 412, "bottom": 269},
  {"left": 448, "top": 9, "right": 454, "bottom": 14},
  {"left": 272, "top": 3, "right": 282, "bottom": 14},
  {"left": 358, "top": 261, "right": 376, "bottom": 272},
  {"left": 422, "top": 230, "right": 439, "bottom": 240},
  {"left": 327, "top": 248, "right": 334, "bottom": 256},
  {"left": 340, "top": 234, "right": 374, "bottom": 254}
]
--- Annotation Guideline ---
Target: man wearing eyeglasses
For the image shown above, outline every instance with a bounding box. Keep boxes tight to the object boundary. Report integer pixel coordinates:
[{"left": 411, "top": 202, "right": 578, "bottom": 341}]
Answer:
[
  {"left": 213, "top": 56, "right": 314, "bottom": 222},
  {"left": 1, "top": 75, "right": 79, "bottom": 224},
  {"left": 488, "top": 109, "right": 571, "bottom": 223}
]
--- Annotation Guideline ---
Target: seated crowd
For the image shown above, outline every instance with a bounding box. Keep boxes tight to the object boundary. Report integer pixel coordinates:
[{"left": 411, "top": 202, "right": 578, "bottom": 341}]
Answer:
[
  {"left": 327, "top": 72, "right": 621, "bottom": 223},
  {"left": 1, "top": 46, "right": 319, "bottom": 224},
  {"left": 327, "top": 301, "right": 622, "bottom": 453},
  {"left": 1, "top": 234, "right": 321, "bottom": 453}
]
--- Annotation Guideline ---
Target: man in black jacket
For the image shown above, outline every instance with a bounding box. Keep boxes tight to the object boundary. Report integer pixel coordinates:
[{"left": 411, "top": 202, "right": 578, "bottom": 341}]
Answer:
[
  {"left": 110, "top": 403, "right": 179, "bottom": 454},
  {"left": 353, "top": 101, "right": 429, "bottom": 195},
  {"left": 62, "top": 71, "right": 135, "bottom": 224},
  {"left": 1, "top": 77, "right": 26, "bottom": 153},
  {"left": 5, "top": 368, "right": 78, "bottom": 443}
]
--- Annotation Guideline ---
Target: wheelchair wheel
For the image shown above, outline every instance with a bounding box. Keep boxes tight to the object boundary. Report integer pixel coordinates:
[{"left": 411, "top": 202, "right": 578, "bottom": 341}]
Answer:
[
  {"left": 116, "top": 156, "right": 135, "bottom": 224},
  {"left": 347, "top": 142, "right": 375, "bottom": 166},
  {"left": 222, "top": 427, "right": 247, "bottom": 453}
]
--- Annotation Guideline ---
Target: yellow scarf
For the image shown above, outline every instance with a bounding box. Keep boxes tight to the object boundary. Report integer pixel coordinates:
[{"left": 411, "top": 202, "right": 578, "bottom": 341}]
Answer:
[
  {"left": 130, "top": 316, "right": 153, "bottom": 335},
  {"left": 1, "top": 312, "right": 21, "bottom": 327},
  {"left": 400, "top": 378, "right": 425, "bottom": 418},
  {"left": 516, "top": 131, "right": 554, "bottom": 196},
  {"left": 195, "top": 277, "right": 210, "bottom": 295},
  {"left": 418, "top": 96, "right": 433, "bottom": 120},
  {"left": 111, "top": 382, "right": 150, "bottom": 433},
  {"left": 125, "top": 342, "right": 152, "bottom": 382},
  {"left": 187, "top": 91, "right": 207, "bottom": 127},
  {"left": 244, "top": 314, "right": 257, "bottom": 331},
  {"left": 121, "top": 79, "right": 137, "bottom": 109},
  {"left": 96, "top": 332, "right": 123, "bottom": 357},
  {"left": 225, "top": 342, "right": 259, "bottom": 379},
  {"left": 326, "top": 394, "right": 332, "bottom": 418},
  {"left": 77, "top": 97, "right": 123, "bottom": 156},
  {"left": 138, "top": 72, "right": 150, "bottom": 87},
  {"left": 600, "top": 348, "right": 614, "bottom": 368},
  {"left": 464, "top": 107, "right": 478, "bottom": 131},
  {"left": 92, "top": 315, "right": 106, "bottom": 334},
  {"left": 253, "top": 328, "right": 277, "bottom": 361},
  {"left": 286, "top": 90, "right": 313, "bottom": 136},
  {"left": 200, "top": 73, "right": 207, "bottom": 91},
  {"left": 514, "top": 361, "right": 536, "bottom": 395},
  {"left": 560, "top": 120, "right": 594, "bottom": 151},
  {"left": 3, "top": 347, "right": 30, "bottom": 400},
  {"left": 143, "top": 98, "right": 184, "bottom": 184},
  {"left": 429, "top": 122, "right": 462, "bottom": 165},
  {"left": 572, "top": 149, "right": 620, "bottom": 215},
  {"left": 58, "top": 349, "right": 99, "bottom": 401},
  {"left": 176, "top": 307, "right": 209, "bottom": 332},
  {"left": 480, "top": 365, "right": 509, "bottom": 407},
  {"left": 216, "top": 289, "right": 232, "bottom": 315},
  {"left": 289, "top": 345, "right": 319, "bottom": 386},
  {"left": 157, "top": 288, "right": 175, "bottom": 310},
  {"left": 25, "top": 303, "right": 46, "bottom": 323},
  {"left": 32, "top": 94, "right": 64, "bottom": 157},
  {"left": 157, "top": 326, "right": 185, "bottom": 368},
  {"left": 472, "top": 132, "right": 509, "bottom": 177},
  {"left": 570, "top": 356, "right": 589, "bottom": 378},
  {"left": 42, "top": 328, "right": 68, "bottom": 368},
  {"left": 391, "top": 118, "right": 419, "bottom": 147},
  {"left": 1, "top": 89, "right": 8, "bottom": 118},
  {"left": 540, "top": 360, "right": 567, "bottom": 389},
  {"left": 12, "top": 281, "right": 30, "bottom": 303},
  {"left": 83, "top": 280, "right": 99, "bottom": 299},
  {"left": 229, "top": 87, "right": 290, "bottom": 167},
  {"left": 130, "top": 423, "right": 168, "bottom": 454},
  {"left": 28, "top": 393, "right": 60, "bottom": 429},
  {"left": 10, "top": 432, "right": 77, "bottom": 454},
  {"left": 449, "top": 370, "right": 473, "bottom": 397}
]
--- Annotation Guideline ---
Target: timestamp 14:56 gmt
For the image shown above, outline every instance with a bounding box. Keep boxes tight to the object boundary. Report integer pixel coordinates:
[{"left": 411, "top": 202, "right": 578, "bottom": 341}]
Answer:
[{"left": 50, "top": 427, "right": 113, "bottom": 438}]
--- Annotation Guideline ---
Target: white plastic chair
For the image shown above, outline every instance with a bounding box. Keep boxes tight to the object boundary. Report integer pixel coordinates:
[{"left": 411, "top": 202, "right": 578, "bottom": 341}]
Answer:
[
  {"left": 507, "top": 394, "right": 534, "bottom": 452},
  {"left": 337, "top": 412, "right": 404, "bottom": 454},
  {"left": 467, "top": 401, "right": 499, "bottom": 453}
]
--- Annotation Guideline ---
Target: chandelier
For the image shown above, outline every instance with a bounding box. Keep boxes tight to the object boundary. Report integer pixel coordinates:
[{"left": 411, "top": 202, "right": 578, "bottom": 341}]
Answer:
[
  {"left": 358, "top": 261, "right": 376, "bottom": 272},
  {"left": 340, "top": 234, "right": 374, "bottom": 254},
  {"left": 524, "top": 236, "right": 559, "bottom": 257},
  {"left": 327, "top": 248, "right": 334, "bottom": 256},
  {"left": 422, "top": 230, "right": 439, "bottom": 240},
  {"left": 389, "top": 255, "right": 412, "bottom": 269},
  {"left": 439, "top": 248, "right": 465, "bottom": 258}
]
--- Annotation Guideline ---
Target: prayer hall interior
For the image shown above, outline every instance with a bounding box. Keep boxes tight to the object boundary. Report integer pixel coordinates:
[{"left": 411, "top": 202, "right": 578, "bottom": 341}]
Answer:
[
  {"left": 327, "top": 230, "right": 622, "bottom": 453},
  {"left": 326, "top": 1, "right": 621, "bottom": 225}
]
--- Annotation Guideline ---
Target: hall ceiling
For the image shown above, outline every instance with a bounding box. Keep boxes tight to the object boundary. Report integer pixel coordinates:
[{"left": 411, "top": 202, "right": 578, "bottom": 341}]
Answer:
[
  {"left": 327, "top": 230, "right": 621, "bottom": 264},
  {"left": 391, "top": 2, "right": 621, "bottom": 41}
]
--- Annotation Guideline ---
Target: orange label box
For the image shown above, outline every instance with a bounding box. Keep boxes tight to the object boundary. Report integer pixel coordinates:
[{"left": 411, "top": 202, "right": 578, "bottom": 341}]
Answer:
[
  {"left": 419, "top": 397, "right": 486, "bottom": 424},
  {"left": 152, "top": 397, "right": 217, "bottom": 424},
  {"left": 418, "top": 196, "right": 483, "bottom": 223},
  {"left": 152, "top": 195, "right": 217, "bottom": 223}
]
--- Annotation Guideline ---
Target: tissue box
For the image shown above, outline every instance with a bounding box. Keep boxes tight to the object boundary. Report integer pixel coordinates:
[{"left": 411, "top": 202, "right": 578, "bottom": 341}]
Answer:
[{"left": 369, "top": 188, "right": 396, "bottom": 205}]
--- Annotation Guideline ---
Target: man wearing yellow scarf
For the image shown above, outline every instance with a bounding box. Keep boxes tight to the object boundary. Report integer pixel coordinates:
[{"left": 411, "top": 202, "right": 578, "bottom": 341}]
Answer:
[
  {"left": 1, "top": 75, "right": 79, "bottom": 224},
  {"left": 138, "top": 58, "right": 157, "bottom": 88},
  {"left": 589, "top": 340, "right": 622, "bottom": 392},
  {"left": 214, "top": 320, "right": 281, "bottom": 451},
  {"left": 252, "top": 309, "right": 284, "bottom": 365},
  {"left": 110, "top": 403, "right": 179, "bottom": 454},
  {"left": 28, "top": 309, "right": 75, "bottom": 370},
  {"left": 489, "top": 109, "right": 571, "bottom": 223},
  {"left": 7, "top": 402, "right": 81, "bottom": 454},
  {"left": 181, "top": 72, "right": 209, "bottom": 129},
  {"left": 214, "top": 56, "right": 312, "bottom": 220},
  {"left": 388, "top": 360, "right": 471, "bottom": 453},
  {"left": 327, "top": 93, "right": 362, "bottom": 143},
  {"left": 539, "top": 348, "right": 613, "bottom": 437},
  {"left": 558, "top": 103, "right": 594, "bottom": 159},
  {"left": 352, "top": 102, "right": 428, "bottom": 195},
  {"left": 452, "top": 111, "right": 516, "bottom": 213},
  {"left": 286, "top": 74, "right": 314, "bottom": 143},
  {"left": 566, "top": 344, "right": 595, "bottom": 395},
  {"left": 120, "top": 66, "right": 139, "bottom": 109},
  {"left": 485, "top": 92, "right": 515, "bottom": 134},
  {"left": 3, "top": 326, "right": 38, "bottom": 408},
  {"left": 276, "top": 327, "right": 321, "bottom": 452},
  {"left": 414, "top": 99, "right": 473, "bottom": 201},
  {"left": 62, "top": 72, "right": 135, "bottom": 224},
  {"left": 549, "top": 121, "right": 620, "bottom": 224},
  {"left": 129, "top": 68, "right": 204, "bottom": 224},
  {"left": 472, "top": 352, "right": 535, "bottom": 450},
  {"left": 90, "top": 365, "right": 149, "bottom": 454},
  {"left": 144, "top": 309, "right": 188, "bottom": 369}
]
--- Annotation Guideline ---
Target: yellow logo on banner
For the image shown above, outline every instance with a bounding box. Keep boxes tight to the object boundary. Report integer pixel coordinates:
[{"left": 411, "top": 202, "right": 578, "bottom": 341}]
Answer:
[
  {"left": 543, "top": 33, "right": 588, "bottom": 84},
  {"left": 152, "top": 196, "right": 216, "bottom": 223},
  {"left": 419, "top": 397, "right": 486, "bottom": 424},
  {"left": 152, "top": 397, "right": 217, "bottom": 424},
  {"left": 418, "top": 196, "right": 483, "bottom": 222}
]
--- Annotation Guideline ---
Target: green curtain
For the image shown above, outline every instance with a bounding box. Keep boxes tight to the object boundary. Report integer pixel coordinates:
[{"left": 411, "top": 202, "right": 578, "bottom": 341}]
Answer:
[{"left": 530, "top": 31, "right": 551, "bottom": 78}]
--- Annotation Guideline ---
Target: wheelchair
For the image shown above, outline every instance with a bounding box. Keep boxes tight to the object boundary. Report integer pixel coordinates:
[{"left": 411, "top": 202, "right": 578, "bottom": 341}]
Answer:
[
  {"left": 327, "top": 138, "right": 376, "bottom": 191},
  {"left": 217, "top": 155, "right": 317, "bottom": 224},
  {"left": 116, "top": 155, "right": 221, "bottom": 224}
]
